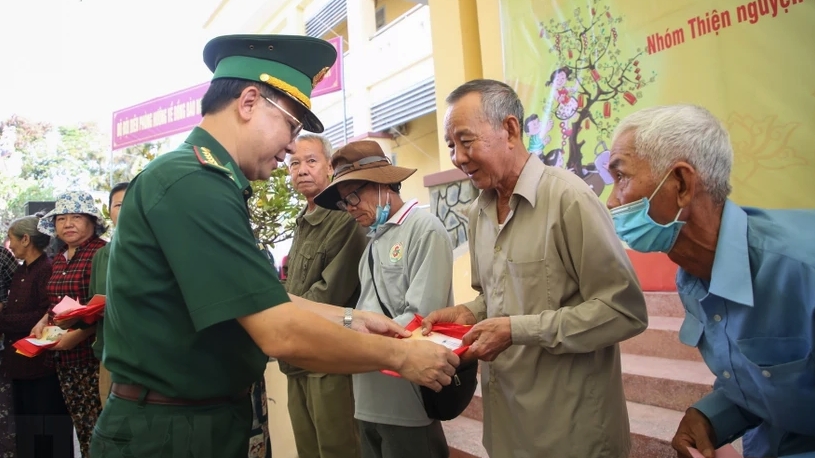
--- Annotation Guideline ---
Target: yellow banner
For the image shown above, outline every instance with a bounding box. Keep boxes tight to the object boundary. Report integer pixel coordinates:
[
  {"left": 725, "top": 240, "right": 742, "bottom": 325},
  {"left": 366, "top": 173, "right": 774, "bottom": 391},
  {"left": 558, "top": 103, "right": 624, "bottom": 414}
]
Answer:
[{"left": 501, "top": 0, "right": 815, "bottom": 208}]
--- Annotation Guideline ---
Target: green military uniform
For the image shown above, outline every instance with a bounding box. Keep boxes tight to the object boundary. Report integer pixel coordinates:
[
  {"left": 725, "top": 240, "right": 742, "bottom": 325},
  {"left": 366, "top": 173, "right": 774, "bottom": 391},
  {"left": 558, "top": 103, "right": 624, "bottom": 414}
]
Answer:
[
  {"left": 90, "top": 34, "right": 337, "bottom": 458},
  {"left": 280, "top": 205, "right": 368, "bottom": 458},
  {"left": 88, "top": 243, "right": 110, "bottom": 360}
]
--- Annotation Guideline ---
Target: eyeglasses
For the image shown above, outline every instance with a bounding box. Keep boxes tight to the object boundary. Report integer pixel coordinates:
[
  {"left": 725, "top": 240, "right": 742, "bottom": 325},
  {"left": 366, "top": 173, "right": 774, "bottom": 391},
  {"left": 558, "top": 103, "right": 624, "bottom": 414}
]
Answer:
[
  {"left": 263, "top": 96, "right": 303, "bottom": 139},
  {"left": 337, "top": 182, "right": 370, "bottom": 211}
]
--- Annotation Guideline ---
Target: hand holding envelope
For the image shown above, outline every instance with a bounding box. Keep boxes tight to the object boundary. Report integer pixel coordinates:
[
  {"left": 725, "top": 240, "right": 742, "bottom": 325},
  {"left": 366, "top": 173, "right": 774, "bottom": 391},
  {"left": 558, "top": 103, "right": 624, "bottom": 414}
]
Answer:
[
  {"left": 12, "top": 325, "right": 68, "bottom": 357},
  {"left": 381, "top": 314, "right": 472, "bottom": 378},
  {"left": 687, "top": 444, "right": 742, "bottom": 458}
]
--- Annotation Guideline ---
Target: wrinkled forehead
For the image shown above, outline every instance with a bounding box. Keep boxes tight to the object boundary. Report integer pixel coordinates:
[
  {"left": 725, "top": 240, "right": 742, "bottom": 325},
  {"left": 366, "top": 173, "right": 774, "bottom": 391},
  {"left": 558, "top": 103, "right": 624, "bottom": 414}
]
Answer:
[
  {"left": 444, "top": 104, "right": 485, "bottom": 139},
  {"left": 608, "top": 131, "right": 650, "bottom": 172}
]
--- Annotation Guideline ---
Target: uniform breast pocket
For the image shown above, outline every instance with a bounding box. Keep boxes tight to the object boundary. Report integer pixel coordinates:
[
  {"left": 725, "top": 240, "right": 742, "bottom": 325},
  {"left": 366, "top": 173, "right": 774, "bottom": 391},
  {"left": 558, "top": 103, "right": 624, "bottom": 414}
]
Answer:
[
  {"left": 736, "top": 336, "right": 815, "bottom": 435},
  {"left": 295, "top": 250, "right": 316, "bottom": 276},
  {"left": 505, "top": 258, "right": 548, "bottom": 314}
]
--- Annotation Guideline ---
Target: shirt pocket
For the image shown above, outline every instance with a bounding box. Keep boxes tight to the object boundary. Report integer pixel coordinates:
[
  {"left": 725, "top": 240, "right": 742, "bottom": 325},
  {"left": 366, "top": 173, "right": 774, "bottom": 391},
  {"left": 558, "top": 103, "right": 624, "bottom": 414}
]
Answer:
[
  {"left": 293, "top": 243, "right": 326, "bottom": 282},
  {"left": 736, "top": 336, "right": 815, "bottom": 435},
  {"left": 378, "top": 265, "right": 408, "bottom": 315},
  {"left": 504, "top": 258, "right": 548, "bottom": 315},
  {"left": 678, "top": 313, "right": 704, "bottom": 347}
]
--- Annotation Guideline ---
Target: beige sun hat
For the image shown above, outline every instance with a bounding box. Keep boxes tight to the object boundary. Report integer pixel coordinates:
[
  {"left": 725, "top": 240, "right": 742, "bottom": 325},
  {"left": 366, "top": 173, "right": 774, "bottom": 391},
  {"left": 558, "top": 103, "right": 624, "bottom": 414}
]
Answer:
[{"left": 314, "top": 140, "right": 416, "bottom": 211}]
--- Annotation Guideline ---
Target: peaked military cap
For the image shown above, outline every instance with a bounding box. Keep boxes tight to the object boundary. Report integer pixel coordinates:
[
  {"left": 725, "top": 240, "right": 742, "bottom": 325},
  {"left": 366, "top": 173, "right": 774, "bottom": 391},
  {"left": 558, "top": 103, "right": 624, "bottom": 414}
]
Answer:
[{"left": 203, "top": 34, "right": 337, "bottom": 133}]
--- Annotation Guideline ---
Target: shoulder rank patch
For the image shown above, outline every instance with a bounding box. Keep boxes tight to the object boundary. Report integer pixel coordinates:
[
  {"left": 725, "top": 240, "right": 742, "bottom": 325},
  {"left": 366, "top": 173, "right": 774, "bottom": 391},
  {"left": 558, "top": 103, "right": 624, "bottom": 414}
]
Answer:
[{"left": 194, "top": 146, "right": 234, "bottom": 179}]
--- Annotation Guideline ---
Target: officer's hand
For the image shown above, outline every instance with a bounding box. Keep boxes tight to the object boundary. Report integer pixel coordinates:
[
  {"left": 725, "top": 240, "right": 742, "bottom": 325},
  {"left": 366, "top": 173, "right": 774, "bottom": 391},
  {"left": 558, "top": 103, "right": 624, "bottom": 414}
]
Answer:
[
  {"left": 672, "top": 408, "right": 717, "bottom": 458},
  {"left": 351, "top": 310, "right": 411, "bottom": 338},
  {"left": 421, "top": 305, "right": 477, "bottom": 335},
  {"left": 396, "top": 340, "right": 459, "bottom": 392}
]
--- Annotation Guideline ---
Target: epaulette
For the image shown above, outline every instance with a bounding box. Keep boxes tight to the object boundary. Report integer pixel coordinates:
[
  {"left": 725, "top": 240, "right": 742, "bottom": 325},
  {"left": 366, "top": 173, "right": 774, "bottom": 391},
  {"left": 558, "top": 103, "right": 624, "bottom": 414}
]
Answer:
[{"left": 193, "top": 146, "right": 234, "bottom": 180}]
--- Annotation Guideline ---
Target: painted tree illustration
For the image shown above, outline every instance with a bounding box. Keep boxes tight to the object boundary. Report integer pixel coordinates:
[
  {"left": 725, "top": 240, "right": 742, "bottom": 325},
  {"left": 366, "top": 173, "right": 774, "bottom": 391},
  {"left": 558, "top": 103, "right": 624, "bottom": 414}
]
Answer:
[{"left": 539, "top": 0, "right": 657, "bottom": 177}]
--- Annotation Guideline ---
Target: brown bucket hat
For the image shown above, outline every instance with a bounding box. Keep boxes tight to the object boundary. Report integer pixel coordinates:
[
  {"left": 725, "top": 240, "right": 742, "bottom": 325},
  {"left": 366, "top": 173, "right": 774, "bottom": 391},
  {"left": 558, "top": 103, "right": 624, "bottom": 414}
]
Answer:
[{"left": 314, "top": 140, "right": 416, "bottom": 210}]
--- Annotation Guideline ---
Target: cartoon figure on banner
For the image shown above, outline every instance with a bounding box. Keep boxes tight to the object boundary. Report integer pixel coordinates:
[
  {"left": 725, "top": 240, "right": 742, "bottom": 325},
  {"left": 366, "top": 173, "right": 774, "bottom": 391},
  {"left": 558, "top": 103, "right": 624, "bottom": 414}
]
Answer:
[
  {"left": 545, "top": 67, "right": 580, "bottom": 121},
  {"left": 541, "top": 148, "right": 564, "bottom": 168},
  {"left": 523, "top": 114, "right": 553, "bottom": 158}
]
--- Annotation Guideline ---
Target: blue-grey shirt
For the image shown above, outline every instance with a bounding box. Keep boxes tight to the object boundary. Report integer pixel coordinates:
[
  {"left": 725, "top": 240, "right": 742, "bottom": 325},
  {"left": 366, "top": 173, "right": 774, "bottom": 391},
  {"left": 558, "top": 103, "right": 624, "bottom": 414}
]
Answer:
[{"left": 676, "top": 200, "right": 815, "bottom": 457}]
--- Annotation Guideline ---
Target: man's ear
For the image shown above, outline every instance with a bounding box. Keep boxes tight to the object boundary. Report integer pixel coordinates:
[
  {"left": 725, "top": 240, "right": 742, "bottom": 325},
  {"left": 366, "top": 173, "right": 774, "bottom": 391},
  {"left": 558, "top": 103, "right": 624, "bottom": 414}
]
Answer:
[
  {"left": 673, "top": 161, "right": 698, "bottom": 209},
  {"left": 237, "top": 86, "right": 262, "bottom": 122},
  {"left": 504, "top": 115, "right": 523, "bottom": 142}
]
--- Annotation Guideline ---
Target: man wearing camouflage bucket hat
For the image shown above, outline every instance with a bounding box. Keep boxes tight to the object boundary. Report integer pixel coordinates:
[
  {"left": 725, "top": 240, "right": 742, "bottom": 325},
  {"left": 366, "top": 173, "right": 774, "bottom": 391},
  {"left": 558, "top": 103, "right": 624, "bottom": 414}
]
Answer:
[
  {"left": 91, "top": 35, "right": 459, "bottom": 458},
  {"left": 315, "top": 141, "right": 456, "bottom": 458}
]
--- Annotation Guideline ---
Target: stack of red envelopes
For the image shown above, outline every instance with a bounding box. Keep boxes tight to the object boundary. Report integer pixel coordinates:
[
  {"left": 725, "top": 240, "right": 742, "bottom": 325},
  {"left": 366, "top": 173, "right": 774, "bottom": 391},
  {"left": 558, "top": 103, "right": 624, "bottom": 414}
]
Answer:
[
  {"left": 52, "top": 295, "right": 106, "bottom": 324},
  {"left": 381, "top": 314, "right": 472, "bottom": 378},
  {"left": 12, "top": 326, "right": 68, "bottom": 357}
]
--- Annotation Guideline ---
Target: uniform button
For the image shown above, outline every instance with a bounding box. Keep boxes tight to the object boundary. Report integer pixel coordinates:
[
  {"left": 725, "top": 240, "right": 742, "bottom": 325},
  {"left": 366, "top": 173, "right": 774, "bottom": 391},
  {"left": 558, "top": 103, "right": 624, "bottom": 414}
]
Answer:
[
  {"left": 62, "top": 272, "right": 66, "bottom": 276},
  {"left": 723, "top": 371, "right": 731, "bottom": 379},
  {"left": 20, "top": 278, "right": 24, "bottom": 282},
  {"left": 494, "top": 246, "right": 501, "bottom": 253},
  {"left": 713, "top": 314, "right": 722, "bottom": 322},
  {"left": 762, "top": 370, "right": 771, "bottom": 378}
]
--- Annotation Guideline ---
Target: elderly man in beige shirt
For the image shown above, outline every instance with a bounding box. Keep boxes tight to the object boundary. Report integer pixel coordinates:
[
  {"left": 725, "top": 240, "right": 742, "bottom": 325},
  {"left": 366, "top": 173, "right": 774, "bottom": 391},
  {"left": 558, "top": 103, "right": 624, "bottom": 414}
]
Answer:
[{"left": 424, "top": 79, "right": 648, "bottom": 458}]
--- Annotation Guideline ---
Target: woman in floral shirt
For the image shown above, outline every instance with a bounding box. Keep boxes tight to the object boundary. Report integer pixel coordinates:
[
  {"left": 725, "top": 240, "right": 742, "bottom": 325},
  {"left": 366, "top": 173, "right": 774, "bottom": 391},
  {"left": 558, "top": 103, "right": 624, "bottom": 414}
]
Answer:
[{"left": 30, "top": 192, "right": 107, "bottom": 458}]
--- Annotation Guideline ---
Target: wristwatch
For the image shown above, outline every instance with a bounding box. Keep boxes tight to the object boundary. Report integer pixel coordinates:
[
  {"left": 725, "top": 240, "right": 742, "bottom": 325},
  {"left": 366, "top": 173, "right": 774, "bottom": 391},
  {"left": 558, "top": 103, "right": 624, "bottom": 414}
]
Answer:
[{"left": 343, "top": 308, "right": 353, "bottom": 328}]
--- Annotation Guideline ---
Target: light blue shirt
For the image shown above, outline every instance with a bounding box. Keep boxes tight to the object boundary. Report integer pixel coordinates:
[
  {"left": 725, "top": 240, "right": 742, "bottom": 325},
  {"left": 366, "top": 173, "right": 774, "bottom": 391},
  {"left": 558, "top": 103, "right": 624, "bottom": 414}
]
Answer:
[{"left": 676, "top": 200, "right": 815, "bottom": 457}]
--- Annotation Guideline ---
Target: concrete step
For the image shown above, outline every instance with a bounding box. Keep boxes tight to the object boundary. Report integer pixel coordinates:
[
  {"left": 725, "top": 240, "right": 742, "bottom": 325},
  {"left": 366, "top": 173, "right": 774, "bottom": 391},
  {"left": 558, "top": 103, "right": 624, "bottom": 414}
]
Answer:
[
  {"left": 621, "top": 353, "right": 714, "bottom": 411},
  {"left": 443, "top": 416, "right": 488, "bottom": 458},
  {"left": 620, "top": 316, "right": 703, "bottom": 362},
  {"left": 644, "top": 291, "right": 684, "bottom": 318},
  {"left": 628, "top": 401, "right": 683, "bottom": 458}
]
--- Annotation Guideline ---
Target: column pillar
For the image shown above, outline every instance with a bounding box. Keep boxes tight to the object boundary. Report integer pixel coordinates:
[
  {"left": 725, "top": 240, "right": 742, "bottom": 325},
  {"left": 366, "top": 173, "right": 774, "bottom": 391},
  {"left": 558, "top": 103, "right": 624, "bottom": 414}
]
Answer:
[
  {"left": 345, "top": 0, "right": 377, "bottom": 136},
  {"left": 427, "top": 0, "right": 482, "bottom": 171}
]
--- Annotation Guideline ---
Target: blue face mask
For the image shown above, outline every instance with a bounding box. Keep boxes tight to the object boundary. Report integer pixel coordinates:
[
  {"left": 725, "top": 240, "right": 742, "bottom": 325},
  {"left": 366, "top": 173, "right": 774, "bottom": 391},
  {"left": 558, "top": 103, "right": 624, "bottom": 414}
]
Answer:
[
  {"left": 610, "top": 171, "right": 685, "bottom": 253},
  {"left": 368, "top": 186, "right": 391, "bottom": 233}
]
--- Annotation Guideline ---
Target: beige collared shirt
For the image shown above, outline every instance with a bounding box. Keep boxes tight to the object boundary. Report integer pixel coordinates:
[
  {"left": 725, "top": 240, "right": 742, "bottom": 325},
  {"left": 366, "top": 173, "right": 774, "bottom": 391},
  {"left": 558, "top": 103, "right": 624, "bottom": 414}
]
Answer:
[{"left": 464, "top": 157, "right": 648, "bottom": 458}]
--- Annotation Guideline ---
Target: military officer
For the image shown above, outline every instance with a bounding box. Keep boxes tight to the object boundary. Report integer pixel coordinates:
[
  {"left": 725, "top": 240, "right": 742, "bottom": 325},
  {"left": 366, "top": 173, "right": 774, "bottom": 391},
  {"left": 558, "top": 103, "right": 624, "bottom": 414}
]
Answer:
[{"left": 90, "top": 34, "right": 459, "bottom": 458}]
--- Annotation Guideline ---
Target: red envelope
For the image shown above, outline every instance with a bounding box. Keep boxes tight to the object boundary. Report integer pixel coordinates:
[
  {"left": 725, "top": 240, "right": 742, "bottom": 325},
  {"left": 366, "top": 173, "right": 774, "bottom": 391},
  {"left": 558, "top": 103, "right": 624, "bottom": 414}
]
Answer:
[
  {"left": 11, "top": 326, "right": 68, "bottom": 357},
  {"left": 380, "top": 314, "right": 472, "bottom": 378},
  {"left": 54, "top": 295, "right": 106, "bottom": 324}
]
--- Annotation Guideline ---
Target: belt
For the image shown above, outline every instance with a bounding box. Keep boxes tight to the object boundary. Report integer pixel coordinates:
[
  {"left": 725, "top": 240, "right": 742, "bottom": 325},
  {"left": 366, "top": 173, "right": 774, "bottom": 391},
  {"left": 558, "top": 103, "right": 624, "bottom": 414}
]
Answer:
[{"left": 111, "top": 383, "right": 250, "bottom": 407}]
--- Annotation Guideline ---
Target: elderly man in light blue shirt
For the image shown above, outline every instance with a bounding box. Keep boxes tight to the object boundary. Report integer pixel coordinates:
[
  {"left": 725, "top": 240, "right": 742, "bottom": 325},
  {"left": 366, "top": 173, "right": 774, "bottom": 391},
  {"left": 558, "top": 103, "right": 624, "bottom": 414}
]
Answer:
[{"left": 604, "top": 104, "right": 815, "bottom": 458}]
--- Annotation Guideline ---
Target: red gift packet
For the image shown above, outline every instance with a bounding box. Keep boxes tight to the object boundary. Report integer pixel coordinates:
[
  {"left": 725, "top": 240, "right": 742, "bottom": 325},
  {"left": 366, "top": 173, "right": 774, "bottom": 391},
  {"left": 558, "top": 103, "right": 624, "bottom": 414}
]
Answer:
[
  {"left": 52, "top": 295, "right": 106, "bottom": 324},
  {"left": 12, "top": 326, "right": 68, "bottom": 357},
  {"left": 380, "top": 314, "right": 472, "bottom": 378}
]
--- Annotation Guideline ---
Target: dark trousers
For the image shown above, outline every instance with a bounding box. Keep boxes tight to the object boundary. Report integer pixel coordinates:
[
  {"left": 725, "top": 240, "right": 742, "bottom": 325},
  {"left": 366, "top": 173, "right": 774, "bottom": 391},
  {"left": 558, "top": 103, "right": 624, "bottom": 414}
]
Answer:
[
  {"left": 358, "top": 419, "right": 448, "bottom": 458},
  {"left": 13, "top": 374, "right": 74, "bottom": 458}
]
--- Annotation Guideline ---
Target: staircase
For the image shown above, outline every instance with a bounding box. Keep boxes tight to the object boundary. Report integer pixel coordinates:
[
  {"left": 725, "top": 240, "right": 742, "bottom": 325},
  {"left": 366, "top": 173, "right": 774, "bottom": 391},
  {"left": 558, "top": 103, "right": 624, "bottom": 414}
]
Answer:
[{"left": 441, "top": 292, "right": 719, "bottom": 458}]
